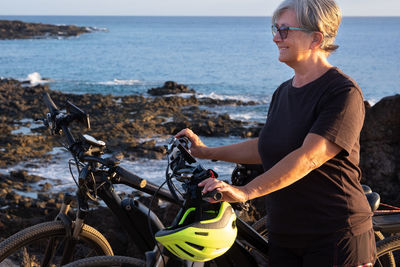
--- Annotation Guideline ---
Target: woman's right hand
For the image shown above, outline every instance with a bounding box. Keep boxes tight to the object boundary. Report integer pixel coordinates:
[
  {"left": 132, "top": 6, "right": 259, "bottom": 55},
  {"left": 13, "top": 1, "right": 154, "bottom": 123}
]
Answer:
[{"left": 175, "top": 128, "right": 209, "bottom": 159}]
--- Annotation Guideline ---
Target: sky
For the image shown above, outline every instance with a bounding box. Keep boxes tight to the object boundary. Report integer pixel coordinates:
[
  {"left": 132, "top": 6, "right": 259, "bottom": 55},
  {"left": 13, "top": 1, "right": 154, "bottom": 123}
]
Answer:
[{"left": 1, "top": 0, "right": 399, "bottom": 17}]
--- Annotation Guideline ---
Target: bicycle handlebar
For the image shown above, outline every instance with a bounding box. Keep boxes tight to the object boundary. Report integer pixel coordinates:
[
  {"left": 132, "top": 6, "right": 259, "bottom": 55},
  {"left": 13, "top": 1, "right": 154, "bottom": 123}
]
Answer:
[
  {"left": 167, "top": 138, "right": 223, "bottom": 202},
  {"left": 115, "top": 166, "right": 147, "bottom": 188},
  {"left": 202, "top": 189, "right": 223, "bottom": 201},
  {"left": 42, "top": 93, "right": 149, "bottom": 187},
  {"left": 42, "top": 93, "right": 219, "bottom": 204},
  {"left": 43, "top": 92, "right": 60, "bottom": 116}
]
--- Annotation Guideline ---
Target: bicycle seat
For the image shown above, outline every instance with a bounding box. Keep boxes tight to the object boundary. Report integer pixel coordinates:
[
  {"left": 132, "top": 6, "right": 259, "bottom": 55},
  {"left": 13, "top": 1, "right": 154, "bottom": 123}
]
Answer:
[
  {"left": 373, "top": 213, "right": 400, "bottom": 233},
  {"left": 362, "top": 184, "right": 372, "bottom": 194},
  {"left": 366, "top": 192, "right": 380, "bottom": 212}
]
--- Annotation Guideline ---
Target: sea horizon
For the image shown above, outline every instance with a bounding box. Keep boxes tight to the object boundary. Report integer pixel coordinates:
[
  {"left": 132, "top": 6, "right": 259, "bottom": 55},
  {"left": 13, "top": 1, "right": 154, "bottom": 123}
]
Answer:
[{"left": 1, "top": 14, "right": 400, "bottom": 17}]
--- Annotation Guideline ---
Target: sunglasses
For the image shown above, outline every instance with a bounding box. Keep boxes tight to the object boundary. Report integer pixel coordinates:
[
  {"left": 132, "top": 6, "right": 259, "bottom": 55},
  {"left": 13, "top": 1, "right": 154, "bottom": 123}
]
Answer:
[{"left": 271, "top": 24, "right": 311, "bottom": 40}]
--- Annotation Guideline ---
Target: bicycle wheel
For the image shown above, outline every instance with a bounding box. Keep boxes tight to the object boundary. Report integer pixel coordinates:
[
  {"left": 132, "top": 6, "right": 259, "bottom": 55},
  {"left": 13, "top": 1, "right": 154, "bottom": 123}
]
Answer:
[
  {"left": 0, "top": 220, "right": 113, "bottom": 266},
  {"left": 375, "top": 235, "right": 400, "bottom": 267},
  {"left": 62, "top": 256, "right": 145, "bottom": 267},
  {"left": 375, "top": 231, "right": 386, "bottom": 241}
]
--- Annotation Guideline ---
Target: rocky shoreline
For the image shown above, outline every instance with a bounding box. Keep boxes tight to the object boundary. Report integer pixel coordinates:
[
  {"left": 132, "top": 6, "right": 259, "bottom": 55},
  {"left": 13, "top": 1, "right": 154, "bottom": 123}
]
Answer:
[
  {"left": 360, "top": 95, "right": 400, "bottom": 204},
  {"left": 0, "top": 78, "right": 399, "bottom": 257},
  {"left": 0, "top": 78, "right": 264, "bottom": 253},
  {"left": 0, "top": 20, "right": 98, "bottom": 40},
  {"left": 0, "top": 78, "right": 261, "bottom": 167}
]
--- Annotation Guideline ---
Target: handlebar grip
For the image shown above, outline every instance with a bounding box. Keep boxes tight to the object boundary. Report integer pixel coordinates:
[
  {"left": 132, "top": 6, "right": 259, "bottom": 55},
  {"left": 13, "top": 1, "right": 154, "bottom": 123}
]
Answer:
[
  {"left": 115, "top": 166, "right": 147, "bottom": 188},
  {"left": 202, "top": 189, "right": 223, "bottom": 201},
  {"left": 43, "top": 93, "right": 59, "bottom": 115},
  {"left": 178, "top": 137, "right": 190, "bottom": 147}
]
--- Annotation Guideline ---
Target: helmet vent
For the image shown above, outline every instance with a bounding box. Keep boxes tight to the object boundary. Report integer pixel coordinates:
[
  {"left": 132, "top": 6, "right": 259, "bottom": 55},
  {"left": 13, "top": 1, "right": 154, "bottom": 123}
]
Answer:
[
  {"left": 167, "top": 245, "right": 177, "bottom": 255},
  {"left": 194, "top": 232, "right": 208, "bottom": 236},
  {"left": 176, "top": 244, "right": 195, "bottom": 257},
  {"left": 186, "top": 242, "right": 204, "bottom": 251}
]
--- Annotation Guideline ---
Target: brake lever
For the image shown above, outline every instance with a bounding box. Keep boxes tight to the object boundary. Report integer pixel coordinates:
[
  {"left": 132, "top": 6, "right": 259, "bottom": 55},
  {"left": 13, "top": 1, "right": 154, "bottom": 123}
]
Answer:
[
  {"left": 174, "top": 168, "right": 195, "bottom": 182},
  {"left": 166, "top": 137, "right": 177, "bottom": 154}
]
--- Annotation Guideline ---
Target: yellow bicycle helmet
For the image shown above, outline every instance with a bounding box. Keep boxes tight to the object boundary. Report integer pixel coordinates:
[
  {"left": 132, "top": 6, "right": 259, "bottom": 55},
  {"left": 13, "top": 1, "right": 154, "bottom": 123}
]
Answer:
[{"left": 155, "top": 201, "right": 237, "bottom": 262}]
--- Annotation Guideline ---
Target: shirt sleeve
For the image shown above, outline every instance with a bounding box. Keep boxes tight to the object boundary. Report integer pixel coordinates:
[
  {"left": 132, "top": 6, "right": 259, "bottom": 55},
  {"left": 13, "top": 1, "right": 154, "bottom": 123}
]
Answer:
[{"left": 310, "top": 86, "right": 365, "bottom": 156}]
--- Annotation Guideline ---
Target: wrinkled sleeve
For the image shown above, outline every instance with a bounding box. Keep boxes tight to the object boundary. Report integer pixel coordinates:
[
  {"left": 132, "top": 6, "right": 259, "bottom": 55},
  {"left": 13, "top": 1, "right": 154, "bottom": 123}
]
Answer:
[{"left": 310, "top": 87, "right": 365, "bottom": 156}]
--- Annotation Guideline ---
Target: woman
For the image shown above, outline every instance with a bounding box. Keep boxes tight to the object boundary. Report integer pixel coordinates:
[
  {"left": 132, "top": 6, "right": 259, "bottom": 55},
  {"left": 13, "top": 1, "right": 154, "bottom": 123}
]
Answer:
[{"left": 176, "top": 0, "right": 376, "bottom": 266}]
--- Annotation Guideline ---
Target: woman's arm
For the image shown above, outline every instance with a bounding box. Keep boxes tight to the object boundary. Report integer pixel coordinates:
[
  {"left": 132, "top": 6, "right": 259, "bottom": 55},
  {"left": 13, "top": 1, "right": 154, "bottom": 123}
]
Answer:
[
  {"left": 198, "top": 133, "right": 342, "bottom": 202},
  {"left": 205, "top": 139, "right": 262, "bottom": 164},
  {"left": 175, "top": 128, "right": 262, "bottom": 164}
]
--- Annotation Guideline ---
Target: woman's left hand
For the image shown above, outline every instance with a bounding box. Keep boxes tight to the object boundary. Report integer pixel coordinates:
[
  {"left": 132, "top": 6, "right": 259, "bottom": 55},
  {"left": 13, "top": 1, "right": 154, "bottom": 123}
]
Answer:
[{"left": 198, "top": 178, "right": 249, "bottom": 203}]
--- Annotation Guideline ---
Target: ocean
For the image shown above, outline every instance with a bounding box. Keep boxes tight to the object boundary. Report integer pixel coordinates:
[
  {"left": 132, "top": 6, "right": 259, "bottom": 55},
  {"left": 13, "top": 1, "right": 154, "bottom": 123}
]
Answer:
[{"left": 1, "top": 16, "right": 399, "bottom": 187}]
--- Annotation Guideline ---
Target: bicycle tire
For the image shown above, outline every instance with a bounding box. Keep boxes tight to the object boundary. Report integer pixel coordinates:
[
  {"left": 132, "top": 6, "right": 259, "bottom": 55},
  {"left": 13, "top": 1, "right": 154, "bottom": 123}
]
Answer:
[
  {"left": 62, "top": 255, "right": 145, "bottom": 267},
  {"left": 375, "top": 231, "right": 386, "bottom": 241},
  {"left": 0, "top": 220, "right": 113, "bottom": 266},
  {"left": 375, "top": 235, "right": 400, "bottom": 267},
  {"left": 374, "top": 230, "right": 396, "bottom": 267}
]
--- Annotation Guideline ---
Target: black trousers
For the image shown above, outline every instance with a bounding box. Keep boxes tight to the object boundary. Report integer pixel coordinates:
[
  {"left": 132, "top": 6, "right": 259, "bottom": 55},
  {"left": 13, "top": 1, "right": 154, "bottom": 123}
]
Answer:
[{"left": 268, "top": 229, "right": 376, "bottom": 267}]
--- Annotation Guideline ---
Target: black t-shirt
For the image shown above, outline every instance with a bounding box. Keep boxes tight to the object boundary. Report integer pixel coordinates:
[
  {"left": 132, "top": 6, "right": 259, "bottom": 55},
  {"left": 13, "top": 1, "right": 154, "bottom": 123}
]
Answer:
[{"left": 258, "top": 67, "right": 372, "bottom": 246}]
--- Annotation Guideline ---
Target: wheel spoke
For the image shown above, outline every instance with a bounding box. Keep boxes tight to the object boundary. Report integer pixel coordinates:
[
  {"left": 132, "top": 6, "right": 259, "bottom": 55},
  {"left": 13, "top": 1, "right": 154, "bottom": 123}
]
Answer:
[
  {"left": 375, "top": 256, "right": 383, "bottom": 267},
  {"left": 42, "top": 237, "right": 59, "bottom": 266}
]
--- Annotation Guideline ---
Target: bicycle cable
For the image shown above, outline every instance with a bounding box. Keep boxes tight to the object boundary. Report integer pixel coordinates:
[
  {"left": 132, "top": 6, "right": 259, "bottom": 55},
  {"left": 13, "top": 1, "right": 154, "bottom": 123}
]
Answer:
[
  {"left": 85, "top": 171, "right": 106, "bottom": 201},
  {"left": 147, "top": 180, "right": 167, "bottom": 267},
  {"left": 170, "top": 175, "right": 184, "bottom": 198},
  {"left": 166, "top": 156, "right": 185, "bottom": 201},
  {"left": 374, "top": 202, "right": 400, "bottom": 214},
  {"left": 68, "top": 159, "right": 80, "bottom": 188}
]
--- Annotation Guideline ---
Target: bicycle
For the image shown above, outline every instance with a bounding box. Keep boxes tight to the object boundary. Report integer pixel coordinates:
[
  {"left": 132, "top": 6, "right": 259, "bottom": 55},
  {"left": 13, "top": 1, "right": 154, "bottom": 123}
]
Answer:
[
  {"left": 0, "top": 93, "right": 269, "bottom": 267},
  {"left": 60, "top": 136, "right": 270, "bottom": 267},
  {"left": 57, "top": 141, "right": 400, "bottom": 267},
  {"left": 60, "top": 138, "right": 400, "bottom": 267},
  {"left": 0, "top": 93, "right": 177, "bottom": 266},
  {"left": 371, "top": 200, "right": 400, "bottom": 267}
]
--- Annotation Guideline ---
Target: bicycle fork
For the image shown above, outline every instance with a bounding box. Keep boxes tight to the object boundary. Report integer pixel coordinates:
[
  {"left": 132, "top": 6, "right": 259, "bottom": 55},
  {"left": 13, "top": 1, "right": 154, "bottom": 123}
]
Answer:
[{"left": 41, "top": 193, "right": 87, "bottom": 266}]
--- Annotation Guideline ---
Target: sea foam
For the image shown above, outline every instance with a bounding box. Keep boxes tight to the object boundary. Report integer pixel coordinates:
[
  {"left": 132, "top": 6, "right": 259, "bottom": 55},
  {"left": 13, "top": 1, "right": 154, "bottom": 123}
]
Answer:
[
  {"left": 98, "top": 79, "right": 143, "bottom": 86},
  {"left": 197, "top": 92, "right": 266, "bottom": 104},
  {"left": 23, "top": 72, "right": 50, "bottom": 85}
]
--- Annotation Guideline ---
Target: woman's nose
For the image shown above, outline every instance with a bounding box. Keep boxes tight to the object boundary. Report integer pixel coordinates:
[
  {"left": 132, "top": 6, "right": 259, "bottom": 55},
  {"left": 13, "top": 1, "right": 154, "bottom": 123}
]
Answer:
[{"left": 273, "top": 32, "right": 282, "bottom": 42}]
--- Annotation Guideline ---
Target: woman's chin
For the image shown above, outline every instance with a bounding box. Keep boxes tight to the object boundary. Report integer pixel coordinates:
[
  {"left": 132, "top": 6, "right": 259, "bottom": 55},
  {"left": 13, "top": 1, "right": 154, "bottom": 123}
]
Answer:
[{"left": 278, "top": 55, "right": 287, "bottom": 63}]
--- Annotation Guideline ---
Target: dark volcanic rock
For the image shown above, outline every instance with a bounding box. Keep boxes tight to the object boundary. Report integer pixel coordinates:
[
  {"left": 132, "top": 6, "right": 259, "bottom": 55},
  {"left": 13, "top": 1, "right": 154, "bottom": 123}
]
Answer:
[
  {"left": 147, "top": 81, "right": 195, "bottom": 96},
  {"left": 0, "top": 172, "right": 60, "bottom": 238},
  {"left": 0, "top": 79, "right": 55, "bottom": 167},
  {"left": 360, "top": 95, "right": 400, "bottom": 205},
  {"left": 0, "top": 78, "right": 261, "bottom": 165},
  {"left": 0, "top": 77, "right": 265, "bottom": 256},
  {"left": 0, "top": 20, "right": 92, "bottom": 40}
]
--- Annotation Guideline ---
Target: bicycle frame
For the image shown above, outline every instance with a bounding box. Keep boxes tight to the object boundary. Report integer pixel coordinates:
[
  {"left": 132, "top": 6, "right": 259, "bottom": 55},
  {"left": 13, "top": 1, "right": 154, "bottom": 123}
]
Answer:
[
  {"left": 48, "top": 162, "right": 268, "bottom": 266},
  {"left": 41, "top": 92, "right": 270, "bottom": 266},
  {"left": 88, "top": 168, "right": 269, "bottom": 266}
]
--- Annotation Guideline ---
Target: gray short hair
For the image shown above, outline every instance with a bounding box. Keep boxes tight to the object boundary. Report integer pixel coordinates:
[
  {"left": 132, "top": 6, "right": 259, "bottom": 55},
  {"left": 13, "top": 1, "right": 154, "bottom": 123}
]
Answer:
[{"left": 272, "top": 0, "right": 342, "bottom": 53}]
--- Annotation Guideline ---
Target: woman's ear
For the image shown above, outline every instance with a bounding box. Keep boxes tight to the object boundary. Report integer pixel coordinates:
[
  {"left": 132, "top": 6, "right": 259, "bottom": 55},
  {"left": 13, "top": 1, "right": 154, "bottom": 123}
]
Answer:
[{"left": 310, "top": 32, "right": 324, "bottom": 49}]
